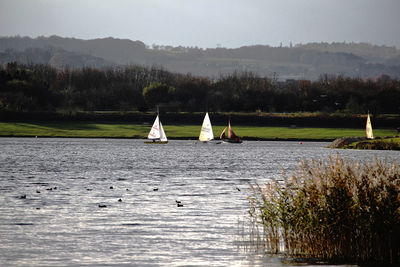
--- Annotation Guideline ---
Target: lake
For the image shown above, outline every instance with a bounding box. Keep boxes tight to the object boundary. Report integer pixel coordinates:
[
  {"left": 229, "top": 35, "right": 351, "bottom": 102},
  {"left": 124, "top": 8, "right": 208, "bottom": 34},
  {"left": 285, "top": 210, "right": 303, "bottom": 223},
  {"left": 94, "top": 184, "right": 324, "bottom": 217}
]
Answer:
[{"left": 0, "top": 138, "right": 398, "bottom": 266}]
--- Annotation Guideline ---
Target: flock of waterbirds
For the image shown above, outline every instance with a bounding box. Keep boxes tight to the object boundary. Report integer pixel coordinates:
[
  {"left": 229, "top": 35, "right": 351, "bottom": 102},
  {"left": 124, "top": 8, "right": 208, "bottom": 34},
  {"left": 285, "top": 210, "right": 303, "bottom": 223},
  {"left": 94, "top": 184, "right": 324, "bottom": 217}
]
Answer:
[
  {"left": 17, "top": 184, "right": 243, "bottom": 209},
  {"left": 16, "top": 185, "right": 194, "bottom": 209}
]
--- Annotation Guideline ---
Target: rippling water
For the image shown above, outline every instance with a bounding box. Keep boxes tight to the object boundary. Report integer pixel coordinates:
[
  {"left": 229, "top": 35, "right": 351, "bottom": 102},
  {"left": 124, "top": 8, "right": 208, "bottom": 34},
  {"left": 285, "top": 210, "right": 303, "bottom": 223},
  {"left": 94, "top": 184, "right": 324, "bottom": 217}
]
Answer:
[{"left": 0, "top": 138, "right": 398, "bottom": 266}]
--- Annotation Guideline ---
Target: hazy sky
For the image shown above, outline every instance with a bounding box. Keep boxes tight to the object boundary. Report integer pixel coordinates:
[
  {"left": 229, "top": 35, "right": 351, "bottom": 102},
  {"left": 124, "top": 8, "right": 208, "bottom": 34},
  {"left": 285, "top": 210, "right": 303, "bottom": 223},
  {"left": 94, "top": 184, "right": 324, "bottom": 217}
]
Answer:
[{"left": 1, "top": 0, "right": 399, "bottom": 48}]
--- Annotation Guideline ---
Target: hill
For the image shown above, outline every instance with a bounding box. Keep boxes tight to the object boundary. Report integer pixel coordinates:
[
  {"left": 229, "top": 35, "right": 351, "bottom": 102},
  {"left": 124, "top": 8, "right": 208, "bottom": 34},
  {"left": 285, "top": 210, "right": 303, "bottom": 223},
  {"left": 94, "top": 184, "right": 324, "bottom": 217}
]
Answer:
[
  {"left": 0, "top": 47, "right": 112, "bottom": 69},
  {"left": 1, "top": 36, "right": 400, "bottom": 80}
]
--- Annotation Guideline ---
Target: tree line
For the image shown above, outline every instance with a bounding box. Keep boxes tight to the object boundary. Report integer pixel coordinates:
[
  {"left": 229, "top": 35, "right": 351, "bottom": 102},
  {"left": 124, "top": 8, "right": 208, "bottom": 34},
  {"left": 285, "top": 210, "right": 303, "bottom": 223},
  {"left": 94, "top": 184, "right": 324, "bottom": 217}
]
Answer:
[{"left": 0, "top": 62, "right": 399, "bottom": 114}]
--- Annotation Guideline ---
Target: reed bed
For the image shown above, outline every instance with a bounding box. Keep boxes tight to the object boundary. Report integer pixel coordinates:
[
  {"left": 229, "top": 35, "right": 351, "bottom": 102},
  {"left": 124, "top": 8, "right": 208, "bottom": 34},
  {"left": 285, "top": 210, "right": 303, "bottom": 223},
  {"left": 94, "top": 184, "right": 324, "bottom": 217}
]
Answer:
[{"left": 248, "top": 156, "right": 400, "bottom": 265}]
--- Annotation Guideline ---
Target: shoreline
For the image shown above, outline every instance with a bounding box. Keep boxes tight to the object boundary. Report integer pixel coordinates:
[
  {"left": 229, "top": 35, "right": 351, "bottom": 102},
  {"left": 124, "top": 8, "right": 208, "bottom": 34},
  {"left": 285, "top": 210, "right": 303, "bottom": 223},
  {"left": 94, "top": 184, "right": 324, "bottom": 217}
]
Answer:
[
  {"left": 0, "top": 121, "right": 397, "bottom": 145},
  {"left": 0, "top": 135, "right": 335, "bottom": 142}
]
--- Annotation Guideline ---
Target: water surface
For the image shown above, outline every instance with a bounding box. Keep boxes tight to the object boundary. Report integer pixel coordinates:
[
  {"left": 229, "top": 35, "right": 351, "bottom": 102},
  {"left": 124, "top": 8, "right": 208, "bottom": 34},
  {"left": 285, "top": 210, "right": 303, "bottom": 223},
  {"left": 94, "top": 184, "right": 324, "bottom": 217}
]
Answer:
[{"left": 0, "top": 138, "right": 397, "bottom": 266}]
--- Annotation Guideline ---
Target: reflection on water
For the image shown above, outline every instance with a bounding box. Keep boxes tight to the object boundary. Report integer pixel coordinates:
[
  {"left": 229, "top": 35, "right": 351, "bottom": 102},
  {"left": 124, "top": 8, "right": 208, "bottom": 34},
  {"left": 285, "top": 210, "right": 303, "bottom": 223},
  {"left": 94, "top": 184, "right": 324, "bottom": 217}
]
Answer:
[{"left": 0, "top": 138, "right": 397, "bottom": 266}]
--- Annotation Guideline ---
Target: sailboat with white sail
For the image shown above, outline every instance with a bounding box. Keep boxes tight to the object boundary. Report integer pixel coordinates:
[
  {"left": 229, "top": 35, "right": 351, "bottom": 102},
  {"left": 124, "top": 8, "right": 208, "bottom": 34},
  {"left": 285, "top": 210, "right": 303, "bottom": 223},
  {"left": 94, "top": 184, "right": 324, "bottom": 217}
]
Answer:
[
  {"left": 366, "top": 112, "right": 374, "bottom": 139},
  {"left": 145, "top": 108, "right": 168, "bottom": 144},
  {"left": 199, "top": 112, "right": 214, "bottom": 142}
]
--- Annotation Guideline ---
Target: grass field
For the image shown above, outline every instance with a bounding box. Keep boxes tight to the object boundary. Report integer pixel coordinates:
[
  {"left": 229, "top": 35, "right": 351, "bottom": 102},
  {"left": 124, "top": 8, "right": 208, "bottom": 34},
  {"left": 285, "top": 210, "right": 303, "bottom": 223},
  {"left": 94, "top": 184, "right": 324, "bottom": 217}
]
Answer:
[{"left": 0, "top": 122, "right": 397, "bottom": 140}]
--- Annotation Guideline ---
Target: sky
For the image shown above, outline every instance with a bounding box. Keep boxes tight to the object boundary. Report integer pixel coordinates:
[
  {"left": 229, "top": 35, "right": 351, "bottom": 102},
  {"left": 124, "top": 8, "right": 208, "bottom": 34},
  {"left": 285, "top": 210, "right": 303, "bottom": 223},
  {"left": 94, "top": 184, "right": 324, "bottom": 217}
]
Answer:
[{"left": 1, "top": 0, "right": 400, "bottom": 49}]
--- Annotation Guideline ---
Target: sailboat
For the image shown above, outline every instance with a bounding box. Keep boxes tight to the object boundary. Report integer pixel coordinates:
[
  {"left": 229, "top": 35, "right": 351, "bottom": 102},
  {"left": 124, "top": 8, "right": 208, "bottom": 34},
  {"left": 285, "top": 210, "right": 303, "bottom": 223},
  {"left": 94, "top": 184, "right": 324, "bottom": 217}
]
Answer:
[
  {"left": 199, "top": 112, "right": 214, "bottom": 142},
  {"left": 145, "top": 111, "right": 168, "bottom": 144},
  {"left": 366, "top": 112, "right": 374, "bottom": 139},
  {"left": 220, "top": 120, "right": 242, "bottom": 143}
]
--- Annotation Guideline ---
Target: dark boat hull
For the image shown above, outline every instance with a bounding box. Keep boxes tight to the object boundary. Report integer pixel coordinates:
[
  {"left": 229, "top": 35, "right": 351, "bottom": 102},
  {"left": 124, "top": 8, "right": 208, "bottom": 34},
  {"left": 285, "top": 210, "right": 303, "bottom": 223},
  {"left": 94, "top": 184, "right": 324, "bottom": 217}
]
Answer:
[{"left": 221, "top": 139, "right": 242, "bottom": 143}]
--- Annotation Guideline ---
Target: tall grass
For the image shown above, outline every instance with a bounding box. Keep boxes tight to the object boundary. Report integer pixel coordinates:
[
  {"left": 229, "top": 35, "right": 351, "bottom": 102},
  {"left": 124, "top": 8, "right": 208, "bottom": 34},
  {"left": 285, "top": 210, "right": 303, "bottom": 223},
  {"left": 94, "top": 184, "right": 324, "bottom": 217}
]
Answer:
[{"left": 248, "top": 156, "right": 400, "bottom": 264}]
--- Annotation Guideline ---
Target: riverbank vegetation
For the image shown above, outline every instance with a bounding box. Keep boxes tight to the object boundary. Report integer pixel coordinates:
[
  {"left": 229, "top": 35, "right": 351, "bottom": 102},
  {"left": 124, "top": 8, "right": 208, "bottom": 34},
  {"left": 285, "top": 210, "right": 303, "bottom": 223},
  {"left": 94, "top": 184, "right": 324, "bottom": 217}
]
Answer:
[
  {"left": 0, "top": 121, "right": 396, "bottom": 140},
  {"left": 328, "top": 136, "right": 400, "bottom": 150},
  {"left": 1, "top": 62, "right": 400, "bottom": 115},
  {"left": 345, "top": 137, "right": 400, "bottom": 150},
  {"left": 248, "top": 156, "right": 400, "bottom": 265}
]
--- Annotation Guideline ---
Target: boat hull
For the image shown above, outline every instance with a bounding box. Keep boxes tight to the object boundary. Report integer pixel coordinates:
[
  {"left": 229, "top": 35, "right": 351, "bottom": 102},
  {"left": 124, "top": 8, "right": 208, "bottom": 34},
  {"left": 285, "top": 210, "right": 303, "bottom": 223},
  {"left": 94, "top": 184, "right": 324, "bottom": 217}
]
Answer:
[
  {"left": 221, "top": 139, "right": 242, "bottom": 144},
  {"left": 144, "top": 141, "right": 168, "bottom": 144},
  {"left": 198, "top": 140, "right": 222, "bottom": 145}
]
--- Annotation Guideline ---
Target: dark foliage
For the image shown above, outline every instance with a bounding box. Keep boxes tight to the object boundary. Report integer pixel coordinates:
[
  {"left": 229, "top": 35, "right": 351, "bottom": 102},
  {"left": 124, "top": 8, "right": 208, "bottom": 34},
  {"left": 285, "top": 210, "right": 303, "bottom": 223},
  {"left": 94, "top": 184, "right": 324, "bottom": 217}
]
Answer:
[{"left": 0, "top": 62, "right": 400, "bottom": 114}]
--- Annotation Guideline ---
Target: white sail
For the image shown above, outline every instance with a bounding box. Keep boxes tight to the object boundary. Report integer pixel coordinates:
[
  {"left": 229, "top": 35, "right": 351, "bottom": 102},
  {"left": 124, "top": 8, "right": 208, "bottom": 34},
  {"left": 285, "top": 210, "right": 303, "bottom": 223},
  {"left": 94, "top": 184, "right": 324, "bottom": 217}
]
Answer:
[
  {"left": 159, "top": 121, "right": 168, "bottom": 142},
  {"left": 146, "top": 114, "right": 168, "bottom": 143},
  {"left": 148, "top": 115, "right": 161, "bottom": 139},
  {"left": 366, "top": 113, "right": 374, "bottom": 139},
  {"left": 199, "top": 112, "right": 214, "bottom": 142}
]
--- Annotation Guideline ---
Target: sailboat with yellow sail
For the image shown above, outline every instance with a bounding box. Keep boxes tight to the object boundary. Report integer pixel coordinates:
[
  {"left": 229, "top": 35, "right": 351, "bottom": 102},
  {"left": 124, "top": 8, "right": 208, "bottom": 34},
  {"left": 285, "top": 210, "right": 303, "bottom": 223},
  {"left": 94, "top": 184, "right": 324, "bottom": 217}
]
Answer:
[{"left": 366, "top": 112, "right": 374, "bottom": 139}]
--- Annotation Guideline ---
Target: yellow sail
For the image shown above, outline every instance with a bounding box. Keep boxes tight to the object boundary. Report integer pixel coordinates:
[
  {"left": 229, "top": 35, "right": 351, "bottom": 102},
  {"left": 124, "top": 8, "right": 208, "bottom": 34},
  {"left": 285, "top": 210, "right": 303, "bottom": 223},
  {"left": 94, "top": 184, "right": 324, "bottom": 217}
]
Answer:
[{"left": 366, "top": 113, "right": 374, "bottom": 139}]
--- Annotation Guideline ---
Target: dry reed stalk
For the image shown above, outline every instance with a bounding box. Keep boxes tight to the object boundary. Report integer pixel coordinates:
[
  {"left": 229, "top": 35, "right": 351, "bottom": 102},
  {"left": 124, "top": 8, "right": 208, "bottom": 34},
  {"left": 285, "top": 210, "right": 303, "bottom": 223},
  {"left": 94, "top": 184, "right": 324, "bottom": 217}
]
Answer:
[{"left": 248, "top": 155, "right": 400, "bottom": 265}]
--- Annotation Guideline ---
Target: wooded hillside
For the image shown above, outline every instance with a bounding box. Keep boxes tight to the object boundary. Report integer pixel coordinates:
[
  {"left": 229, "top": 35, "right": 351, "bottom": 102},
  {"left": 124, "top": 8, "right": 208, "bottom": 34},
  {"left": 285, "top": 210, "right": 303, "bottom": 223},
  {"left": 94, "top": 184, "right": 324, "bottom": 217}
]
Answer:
[{"left": 1, "top": 36, "right": 400, "bottom": 80}]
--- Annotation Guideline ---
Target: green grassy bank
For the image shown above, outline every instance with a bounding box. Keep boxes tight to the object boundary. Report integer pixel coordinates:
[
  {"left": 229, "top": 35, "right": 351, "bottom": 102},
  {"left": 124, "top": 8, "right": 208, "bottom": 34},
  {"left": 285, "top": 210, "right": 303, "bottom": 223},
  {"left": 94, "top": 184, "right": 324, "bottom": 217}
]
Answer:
[{"left": 0, "top": 121, "right": 397, "bottom": 141}]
